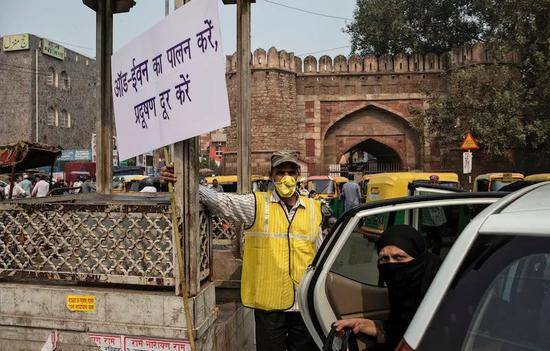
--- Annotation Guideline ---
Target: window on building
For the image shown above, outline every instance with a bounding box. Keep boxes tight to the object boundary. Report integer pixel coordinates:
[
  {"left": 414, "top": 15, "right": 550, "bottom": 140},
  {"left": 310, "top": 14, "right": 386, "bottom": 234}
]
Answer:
[
  {"left": 67, "top": 112, "right": 72, "bottom": 128},
  {"left": 47, "top": 107, "right": 57, "bottom": 126},
  {"left": 59, "top": 110, "right": 69, "bottom": 128},
  {"left": 60, "top": 71, "right": 70, "bottom": 90},
  {"left": 47, "top": 67, "right": 55, "bottom": 86}
]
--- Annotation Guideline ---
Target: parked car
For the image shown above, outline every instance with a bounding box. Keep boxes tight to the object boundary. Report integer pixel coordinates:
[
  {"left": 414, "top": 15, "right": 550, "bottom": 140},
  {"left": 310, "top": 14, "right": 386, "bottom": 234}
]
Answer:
[{"left": 299, "top": 182, "right": 550, "bottom": 350}]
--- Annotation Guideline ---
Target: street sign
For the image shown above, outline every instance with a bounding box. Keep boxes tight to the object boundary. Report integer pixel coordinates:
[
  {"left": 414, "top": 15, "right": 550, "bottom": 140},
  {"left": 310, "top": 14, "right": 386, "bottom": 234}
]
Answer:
[
  {"left": 111, "top": 0, "right": 230, "bottom": 161},
  {"left": 463, "top": 151, "right": 472, "bottom": 174},
  {"left": 460, "top": 132, "right": 479, "bottom": 150},
  {"left": 3, "top": 33, "right": 29, "bottom": 52},
  {"left": 66, "top": 294, "right": 96, "bottom": 312}
]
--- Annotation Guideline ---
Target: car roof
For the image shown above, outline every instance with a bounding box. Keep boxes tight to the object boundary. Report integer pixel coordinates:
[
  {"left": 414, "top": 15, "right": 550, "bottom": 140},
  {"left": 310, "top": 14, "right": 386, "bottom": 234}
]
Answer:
[
  {"left": 405, "top": 181, "right": 550, "bottom": 348},
  {"left": 479, "top": 182, "right": 550, "bottom": 236}
]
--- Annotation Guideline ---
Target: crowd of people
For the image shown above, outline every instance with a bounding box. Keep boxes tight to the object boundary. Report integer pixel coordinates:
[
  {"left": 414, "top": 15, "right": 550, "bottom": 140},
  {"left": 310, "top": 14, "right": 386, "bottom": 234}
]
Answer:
[{"left": 0, "top": 174, "right": 96, "bottom": 200}]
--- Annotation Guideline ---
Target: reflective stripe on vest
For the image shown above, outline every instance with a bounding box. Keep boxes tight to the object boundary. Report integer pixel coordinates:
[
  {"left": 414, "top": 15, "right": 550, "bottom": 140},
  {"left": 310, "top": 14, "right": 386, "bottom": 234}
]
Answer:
[{"left": 241, "top": 192, "right": 322, "bottom": 311}]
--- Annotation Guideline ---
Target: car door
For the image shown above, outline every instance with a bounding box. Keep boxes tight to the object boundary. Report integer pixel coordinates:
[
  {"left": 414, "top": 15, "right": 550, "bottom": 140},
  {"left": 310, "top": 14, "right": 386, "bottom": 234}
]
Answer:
[{"left": 298, "top": 192, "right": 505, "bottom": 349}]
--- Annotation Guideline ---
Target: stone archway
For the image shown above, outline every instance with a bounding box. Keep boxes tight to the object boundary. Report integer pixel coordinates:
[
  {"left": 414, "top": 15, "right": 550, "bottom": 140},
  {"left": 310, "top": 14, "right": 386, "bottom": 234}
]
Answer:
[
  {"left": 342, "top": 138, "right": 403, "bottom": 173},
  {"left": 322, "top": 105, "right": 420, "bottom": 173}
]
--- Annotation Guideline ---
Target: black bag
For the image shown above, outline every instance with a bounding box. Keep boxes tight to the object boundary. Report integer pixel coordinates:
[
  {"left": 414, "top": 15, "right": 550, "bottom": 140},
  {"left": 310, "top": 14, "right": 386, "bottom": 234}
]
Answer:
[{"left": 323, "top": 324, "right": 359, "bottom": 351}]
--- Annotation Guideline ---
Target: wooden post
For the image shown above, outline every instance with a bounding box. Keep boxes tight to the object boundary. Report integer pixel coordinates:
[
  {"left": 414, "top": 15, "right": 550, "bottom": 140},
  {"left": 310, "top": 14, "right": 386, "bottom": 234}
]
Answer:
[
  {"left": 236, "top": 0, "right": 251, "bottom": 257},
  {"left": 173, "top": 0, "right": 200, "bottom": 298},
  {"left": 237, "top": 0, "right": 251, "bottom": 196},
  {"left": 95, "top": 0, "right": 113, "bottom": 194}
]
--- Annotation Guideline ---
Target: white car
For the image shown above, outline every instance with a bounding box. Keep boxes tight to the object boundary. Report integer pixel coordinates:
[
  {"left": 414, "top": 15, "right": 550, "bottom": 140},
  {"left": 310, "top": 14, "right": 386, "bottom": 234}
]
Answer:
[{"left": 299, "top": 182, "right": 550, "bottom": 350}]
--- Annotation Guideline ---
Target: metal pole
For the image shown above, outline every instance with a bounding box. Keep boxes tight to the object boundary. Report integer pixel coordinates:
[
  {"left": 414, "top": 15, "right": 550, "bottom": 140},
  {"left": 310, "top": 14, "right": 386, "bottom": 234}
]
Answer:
[
  {"left": 165, "top": 0, "right": 169, "bottom": 16},
  {"left": 237, "top": 0, "right": 251, "bottom": 196},
  {"left": 35, "top": 49, "right": 39, "bottom": 143},
  {"left": 95, "top": 0, "right": 113, "bottom": 194}
]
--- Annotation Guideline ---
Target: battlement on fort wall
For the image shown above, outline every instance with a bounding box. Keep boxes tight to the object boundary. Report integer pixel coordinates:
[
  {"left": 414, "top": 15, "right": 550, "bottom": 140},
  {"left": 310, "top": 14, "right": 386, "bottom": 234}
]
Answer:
[{"left": 225, "top": 43, "right": 514, "bottom": 75}]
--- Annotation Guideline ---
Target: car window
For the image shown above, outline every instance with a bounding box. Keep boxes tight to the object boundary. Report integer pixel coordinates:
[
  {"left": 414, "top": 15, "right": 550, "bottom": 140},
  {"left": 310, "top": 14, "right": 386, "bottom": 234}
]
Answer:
[
  {"left": 329, "top": 204, "right": 491, "bottom": 287},
  {"left": 419, "top": 235, "right": 550, "bottom": 351}
]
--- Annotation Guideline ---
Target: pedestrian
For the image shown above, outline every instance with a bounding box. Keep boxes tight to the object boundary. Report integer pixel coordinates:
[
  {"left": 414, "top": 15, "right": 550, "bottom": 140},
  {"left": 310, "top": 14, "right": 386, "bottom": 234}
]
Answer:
[
  {"left": 81, "top": 176, "right": 96, "bottom": 193},
  {"left": 31, "top": 175, "right": 50, "bottom": 198},
  {"left": 19, "top": 173, "right": 32, "bottom": 195},
  {"left": 72, "top": 176, "right": 83, "bottom": 194},
  {"left": 4, "top": 176, "right": 28, "bottom": 198},
  {"left": 161, "top": 151, "right": 329, "bottom": 351},
  {"left": 209, "top": 178, "right": 224, "bottom": 192},
  {"left": 334, "top": 225, "right": 441, "bottom": 350},
  {"left": 341, "top": 180, "right": 362, "bottom": 211}
]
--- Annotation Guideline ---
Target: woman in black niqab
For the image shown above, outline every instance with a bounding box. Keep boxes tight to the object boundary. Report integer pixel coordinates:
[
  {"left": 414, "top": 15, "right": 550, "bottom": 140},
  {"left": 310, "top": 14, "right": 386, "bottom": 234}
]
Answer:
[{"left": 334, "top": 225, "right": 441, "bottom": 350}]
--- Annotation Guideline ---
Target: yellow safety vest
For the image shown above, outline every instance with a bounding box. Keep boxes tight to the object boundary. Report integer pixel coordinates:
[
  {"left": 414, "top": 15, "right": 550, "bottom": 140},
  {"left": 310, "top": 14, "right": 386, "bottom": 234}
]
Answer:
[{"left": 241, "top": 192, "right": 323, "bottom": 310}]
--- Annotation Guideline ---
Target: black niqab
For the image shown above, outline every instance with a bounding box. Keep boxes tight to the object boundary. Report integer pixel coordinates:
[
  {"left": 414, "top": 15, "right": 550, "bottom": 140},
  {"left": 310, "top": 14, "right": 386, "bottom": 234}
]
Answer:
[{"left": 377, "top": 225, "right": 441, "bottom": 349}]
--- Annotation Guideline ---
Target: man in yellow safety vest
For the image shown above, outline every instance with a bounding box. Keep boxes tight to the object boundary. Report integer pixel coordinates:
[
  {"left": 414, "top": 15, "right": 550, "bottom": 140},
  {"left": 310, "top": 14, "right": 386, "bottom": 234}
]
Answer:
[{"left": 163, "top": 150, "right": 327, "bottom": 351}]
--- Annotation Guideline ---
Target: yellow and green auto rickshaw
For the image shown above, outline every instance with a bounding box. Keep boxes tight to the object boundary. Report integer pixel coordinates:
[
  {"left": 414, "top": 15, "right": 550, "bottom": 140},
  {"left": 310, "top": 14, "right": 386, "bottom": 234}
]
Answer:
[
  {"left": 359, "top": 174, "right": 376, "bottom": 203},
  {"left": 364, "top": 172, "right": 460, "bottom": 233},
  {"left": 307, "top": 176, "right": 338, "bottom": 199},
  {"left": 524, "top": 174, "right": 550, "bottom": 182},
  {"left": 473, "top": 173, "right": 524, "bottom": 192},
  {"left": 112, "top": 175, "right": 149, "bottom": 193}
]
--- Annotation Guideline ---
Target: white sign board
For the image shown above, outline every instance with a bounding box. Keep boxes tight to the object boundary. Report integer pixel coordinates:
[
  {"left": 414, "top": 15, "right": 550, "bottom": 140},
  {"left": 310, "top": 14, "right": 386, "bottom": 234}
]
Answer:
[
  {"left": 88, "top": 334, "right": 190, "bottom": 351},
  {"left": 111, "top": 0, "right": 230, "bottom": 161},
  {"left": 463, "top": 151, "right": 473, "bottom": 174}
]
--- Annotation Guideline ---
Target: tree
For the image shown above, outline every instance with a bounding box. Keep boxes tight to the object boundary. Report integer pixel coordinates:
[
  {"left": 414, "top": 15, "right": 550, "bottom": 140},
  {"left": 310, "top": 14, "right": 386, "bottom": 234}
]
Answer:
[
  {"left": 474, "top": 0, "right": 550, "bottom": 154},
  {"left": 346, "top": 0, "right": 483, "bottom": 55},
  {"left": 411, "top": 65, "right": 526, "bottom": 158}
]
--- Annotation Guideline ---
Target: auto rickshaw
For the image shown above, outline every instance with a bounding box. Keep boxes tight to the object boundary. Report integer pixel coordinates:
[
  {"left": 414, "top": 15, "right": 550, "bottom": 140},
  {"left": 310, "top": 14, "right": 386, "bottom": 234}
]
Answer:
[
  {"left": 524, "top": 174, "right": 550, "bottom": 182},
  {"left": 112, "top": 175, "right": 149, "bottom": 193},
  {"left": 364, "top": 172, "right": 460, "bottom": 233},
  {"left": 306, "top": 176, "right": 338, "bottom": 199},
  {"left": 359, "top": 174, "right": 376, "bottom": 203},
  {"left": 473, "top": 173, "right": 524, "bottom": 192}
]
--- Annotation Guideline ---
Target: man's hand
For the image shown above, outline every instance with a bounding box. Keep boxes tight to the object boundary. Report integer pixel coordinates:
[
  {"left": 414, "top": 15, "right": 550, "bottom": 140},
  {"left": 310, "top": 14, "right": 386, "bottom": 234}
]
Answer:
[
  {"left": 160, "top": 165, "right": 177, "bottom": 183},
  {"left": 333, "top": 318, "right": 377, "bottom": 336}
]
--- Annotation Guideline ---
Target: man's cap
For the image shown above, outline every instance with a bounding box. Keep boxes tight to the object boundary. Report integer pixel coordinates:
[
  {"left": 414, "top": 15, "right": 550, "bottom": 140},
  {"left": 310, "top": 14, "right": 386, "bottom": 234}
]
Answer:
[{"left": 271, "top": 150, "right": 300, "bottom": 169}]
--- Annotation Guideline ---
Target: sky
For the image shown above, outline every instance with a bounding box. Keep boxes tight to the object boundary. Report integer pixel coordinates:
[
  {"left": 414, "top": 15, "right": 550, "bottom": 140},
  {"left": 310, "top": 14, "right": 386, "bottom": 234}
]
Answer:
[{"left": 0, "top": 0, "right": 356, "bottom": 59}]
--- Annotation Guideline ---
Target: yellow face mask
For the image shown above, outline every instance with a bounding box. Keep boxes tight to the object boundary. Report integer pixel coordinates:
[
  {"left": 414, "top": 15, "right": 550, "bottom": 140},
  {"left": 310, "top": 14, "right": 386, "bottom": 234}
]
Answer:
[{"left": 275, "top": 175, "right": 297, "bottom": 198}]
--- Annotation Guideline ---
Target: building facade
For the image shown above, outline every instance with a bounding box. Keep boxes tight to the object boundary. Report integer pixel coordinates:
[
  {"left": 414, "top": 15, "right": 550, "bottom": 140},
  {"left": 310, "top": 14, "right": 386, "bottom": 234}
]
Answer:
[{"left": 0, "top": 34, "right": 97, "bottom": 149}]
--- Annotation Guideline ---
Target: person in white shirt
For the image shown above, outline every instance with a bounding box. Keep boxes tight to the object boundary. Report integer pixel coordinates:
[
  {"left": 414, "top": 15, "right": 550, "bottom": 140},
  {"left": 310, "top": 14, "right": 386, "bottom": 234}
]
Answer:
[
  {"left": 4, "top": 176, "right": 28, "bottom": 199},
  {"left": 72, "top": 177, "right": 83, "bottom": 194},
  {"left": 32, "top": 175, "right": 50, "bottom": 198}
]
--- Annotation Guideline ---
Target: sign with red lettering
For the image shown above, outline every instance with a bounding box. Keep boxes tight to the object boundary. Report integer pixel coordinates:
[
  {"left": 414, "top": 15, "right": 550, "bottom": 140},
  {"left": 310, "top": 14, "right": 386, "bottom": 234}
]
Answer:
[{"left": 88, "top": 334, "right": 190, "bottom": 351}]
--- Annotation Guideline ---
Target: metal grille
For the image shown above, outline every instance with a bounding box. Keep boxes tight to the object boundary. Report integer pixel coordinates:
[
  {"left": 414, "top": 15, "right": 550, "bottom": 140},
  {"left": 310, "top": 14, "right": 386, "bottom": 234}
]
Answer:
[
  {"left": 212, "top": 216, "right": 241, "bottom": 247},
  {"left": 198, "top": 206, "right": 211, "bottom": 282},
  {"left": 0, "top": 200, "right": 213, "bottom": 288}
]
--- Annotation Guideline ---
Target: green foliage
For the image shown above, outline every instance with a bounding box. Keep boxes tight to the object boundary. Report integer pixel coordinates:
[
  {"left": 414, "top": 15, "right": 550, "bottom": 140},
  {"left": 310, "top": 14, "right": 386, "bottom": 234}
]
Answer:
[
  {"left": 350, "top": 0, "right": 550, "bottom": 158},
  {"left": 411, "top": 65, "right": 526, "bottom": 157},
  {"left": 346, "top": 0, "right": 483, "bottom": 55}
]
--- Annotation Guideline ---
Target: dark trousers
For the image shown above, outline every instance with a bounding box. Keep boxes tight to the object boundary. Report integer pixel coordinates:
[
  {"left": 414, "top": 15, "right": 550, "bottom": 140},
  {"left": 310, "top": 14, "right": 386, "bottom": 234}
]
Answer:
[{"left": 254, "top": 310, "right": 318, "bottom": 351}]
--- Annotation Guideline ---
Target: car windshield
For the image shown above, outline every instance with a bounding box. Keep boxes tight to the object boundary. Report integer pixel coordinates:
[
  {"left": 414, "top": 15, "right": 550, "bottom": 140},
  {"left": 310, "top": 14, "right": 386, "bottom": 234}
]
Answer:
[
  {"left": 418, "top": 234, "right": 550, "bottom": 351},
  {"left": 308, "top": 180, "right": 334, "bottom": 194},
  {"left": 490, "top": 179, "right": 518, "bottom": 191}
]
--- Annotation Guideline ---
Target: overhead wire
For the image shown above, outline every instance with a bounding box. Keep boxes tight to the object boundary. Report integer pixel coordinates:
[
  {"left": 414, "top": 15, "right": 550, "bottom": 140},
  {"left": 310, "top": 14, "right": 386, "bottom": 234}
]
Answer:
[
  {"left": 296, "top": 45, "right": 352, "bottom": 57},
  {"left": 263, "top": 0, "right": 353, "bottom": 21}
]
